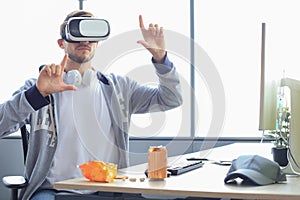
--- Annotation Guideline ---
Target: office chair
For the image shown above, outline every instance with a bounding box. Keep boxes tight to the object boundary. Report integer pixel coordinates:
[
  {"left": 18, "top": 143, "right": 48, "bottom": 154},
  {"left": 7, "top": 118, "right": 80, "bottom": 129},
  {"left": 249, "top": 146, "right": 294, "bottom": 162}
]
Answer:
[{"left": 2, "top": 125, "right": 28, "bottom": 200}]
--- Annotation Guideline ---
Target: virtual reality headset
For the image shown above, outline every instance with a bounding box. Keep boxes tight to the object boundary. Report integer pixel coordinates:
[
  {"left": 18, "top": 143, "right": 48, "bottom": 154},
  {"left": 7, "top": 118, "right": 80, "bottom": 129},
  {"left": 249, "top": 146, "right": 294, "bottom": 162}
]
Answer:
[{"left": 64, "top": 17, "right": 110, "bottom": 42}]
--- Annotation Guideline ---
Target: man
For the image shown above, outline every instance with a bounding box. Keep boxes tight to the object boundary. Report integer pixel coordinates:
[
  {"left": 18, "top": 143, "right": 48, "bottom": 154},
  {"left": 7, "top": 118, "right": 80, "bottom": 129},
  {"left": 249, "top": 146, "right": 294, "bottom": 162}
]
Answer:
[{"left": 0, "top": 10, "right": 182, "bottom": 200}]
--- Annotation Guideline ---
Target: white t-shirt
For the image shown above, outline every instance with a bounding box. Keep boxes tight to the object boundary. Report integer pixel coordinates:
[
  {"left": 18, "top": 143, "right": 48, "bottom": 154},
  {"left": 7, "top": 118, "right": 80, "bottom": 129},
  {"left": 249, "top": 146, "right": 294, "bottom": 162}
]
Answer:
[{"left": 45, "top": 77, "right": 119, "bottom": 191}]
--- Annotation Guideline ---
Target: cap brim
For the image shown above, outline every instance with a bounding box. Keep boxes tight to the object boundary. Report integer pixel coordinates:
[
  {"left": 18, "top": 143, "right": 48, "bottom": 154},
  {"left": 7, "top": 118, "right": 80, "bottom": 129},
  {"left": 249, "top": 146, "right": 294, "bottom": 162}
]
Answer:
[{"left": 224, "top": 169, "right": 274, "bottom": 185}]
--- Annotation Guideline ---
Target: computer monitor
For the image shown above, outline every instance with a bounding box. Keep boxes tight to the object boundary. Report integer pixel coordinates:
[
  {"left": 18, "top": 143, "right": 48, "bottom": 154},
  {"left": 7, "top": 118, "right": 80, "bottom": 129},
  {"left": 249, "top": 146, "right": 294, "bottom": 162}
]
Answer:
[
  {"left": 280, "top": 78, "right": 300, "bottom": 174},
  {"left": 259, "top": 23, "right": 300, "bottom": 174}
]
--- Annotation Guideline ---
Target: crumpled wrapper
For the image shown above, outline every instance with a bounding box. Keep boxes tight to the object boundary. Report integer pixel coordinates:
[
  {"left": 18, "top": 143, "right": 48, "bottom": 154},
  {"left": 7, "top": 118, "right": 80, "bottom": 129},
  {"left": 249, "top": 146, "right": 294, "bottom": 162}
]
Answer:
[{"left": 78, "top": 160, "right": 117, "bottom": 183}]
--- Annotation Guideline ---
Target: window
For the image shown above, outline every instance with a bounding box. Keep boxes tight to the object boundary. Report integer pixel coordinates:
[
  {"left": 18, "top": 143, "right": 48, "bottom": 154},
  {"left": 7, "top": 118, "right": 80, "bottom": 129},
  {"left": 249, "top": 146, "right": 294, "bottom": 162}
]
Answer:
[
  {"left": 84, "top": 0, "right": 190, "bottom": 137},
  {"left": 1, "top": 0, "right": 191, "bottom": 137},
  {"left": 1, "top": 0, "right": 299, "bottom": 139},
  {"left": 195, "top": 0, "right": 300, "bottom": 138}
]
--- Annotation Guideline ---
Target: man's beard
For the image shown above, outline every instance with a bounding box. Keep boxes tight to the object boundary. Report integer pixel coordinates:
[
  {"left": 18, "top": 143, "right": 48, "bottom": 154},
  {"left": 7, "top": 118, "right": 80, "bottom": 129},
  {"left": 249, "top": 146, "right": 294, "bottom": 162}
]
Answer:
[{"left": 68, "top": 52, "right": 95, "bottom": 64}]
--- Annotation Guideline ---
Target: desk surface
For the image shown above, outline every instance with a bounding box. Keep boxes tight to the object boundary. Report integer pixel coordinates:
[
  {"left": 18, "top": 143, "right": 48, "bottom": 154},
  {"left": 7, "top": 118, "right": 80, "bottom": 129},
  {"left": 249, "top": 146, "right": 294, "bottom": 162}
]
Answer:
[{"left": 54, "top": 143, "right": 300, "bottom": 200}]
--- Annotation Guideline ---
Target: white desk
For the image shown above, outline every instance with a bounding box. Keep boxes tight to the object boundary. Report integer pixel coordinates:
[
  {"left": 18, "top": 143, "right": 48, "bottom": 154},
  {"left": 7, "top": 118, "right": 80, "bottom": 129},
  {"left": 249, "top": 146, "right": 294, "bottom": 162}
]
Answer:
[{"left": 54, "top": 143, "right": 300, "bottom": 200}]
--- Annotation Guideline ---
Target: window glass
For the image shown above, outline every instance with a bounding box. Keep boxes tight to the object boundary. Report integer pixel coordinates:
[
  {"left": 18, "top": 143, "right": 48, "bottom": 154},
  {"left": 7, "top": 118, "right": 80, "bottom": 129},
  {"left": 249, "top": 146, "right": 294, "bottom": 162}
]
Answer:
[
  {"left": 0, "top": 0, "right": 190, "bottom": 137},
  {"left": 194, "top": 0, "right": 300, "bottom": 137},
  {"left": 86, "top": 0, "right": 190, "bottom": 137},
  {"left": 5, "top": 0, "right": 298, "bottom": 138},
  {"left": 0, "top": 0, "right": 78, "bottom": 100}
]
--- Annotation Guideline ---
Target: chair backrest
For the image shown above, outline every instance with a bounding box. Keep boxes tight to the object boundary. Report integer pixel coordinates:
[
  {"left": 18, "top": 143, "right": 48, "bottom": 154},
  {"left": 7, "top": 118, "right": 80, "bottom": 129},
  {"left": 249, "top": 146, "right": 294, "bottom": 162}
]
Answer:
[
  {"left": 1, "top": 125, "right": 29, "bottom": 200},
  {"left": 20, "top": 125, "right": 29, "bottom": 164}
]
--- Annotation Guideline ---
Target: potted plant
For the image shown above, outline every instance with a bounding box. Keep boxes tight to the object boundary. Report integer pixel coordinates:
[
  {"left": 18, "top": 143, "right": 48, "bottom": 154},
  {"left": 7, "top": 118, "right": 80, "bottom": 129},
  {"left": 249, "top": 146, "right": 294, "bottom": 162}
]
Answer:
[{"left": 264, "top": 106, "right": 290, "bottom": 167}]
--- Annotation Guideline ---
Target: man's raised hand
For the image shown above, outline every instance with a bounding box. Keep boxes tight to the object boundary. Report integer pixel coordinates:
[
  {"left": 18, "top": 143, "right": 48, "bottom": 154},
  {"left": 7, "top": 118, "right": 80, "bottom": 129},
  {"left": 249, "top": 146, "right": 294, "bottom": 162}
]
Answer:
[
  {"left": 36, "top": 54, "right": 77, "bottom": 97},
  {"left": 137, "top": 15, "right": 166, "bottom": 63}
]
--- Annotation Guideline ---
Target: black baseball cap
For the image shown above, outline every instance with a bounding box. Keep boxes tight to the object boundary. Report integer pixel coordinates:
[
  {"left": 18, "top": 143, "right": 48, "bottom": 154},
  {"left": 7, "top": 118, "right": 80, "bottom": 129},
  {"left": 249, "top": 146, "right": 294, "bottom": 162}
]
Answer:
[{"left": 224, "top": 155, "right": 286, "bottom": 185}]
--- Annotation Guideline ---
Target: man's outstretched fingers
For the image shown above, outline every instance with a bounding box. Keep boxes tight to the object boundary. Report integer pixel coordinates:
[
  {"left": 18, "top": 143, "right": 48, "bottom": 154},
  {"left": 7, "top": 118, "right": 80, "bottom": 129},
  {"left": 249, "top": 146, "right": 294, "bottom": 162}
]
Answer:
[{"left": 60, "top": 54, "right": 68, "bottom": 75}]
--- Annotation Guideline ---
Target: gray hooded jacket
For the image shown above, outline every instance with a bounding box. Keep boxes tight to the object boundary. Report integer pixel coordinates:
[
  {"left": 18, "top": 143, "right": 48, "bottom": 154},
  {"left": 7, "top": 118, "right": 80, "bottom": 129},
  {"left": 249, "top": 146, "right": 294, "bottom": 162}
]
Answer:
[{"left": 0, "top": 56, "right": 182, "bottom": 200}]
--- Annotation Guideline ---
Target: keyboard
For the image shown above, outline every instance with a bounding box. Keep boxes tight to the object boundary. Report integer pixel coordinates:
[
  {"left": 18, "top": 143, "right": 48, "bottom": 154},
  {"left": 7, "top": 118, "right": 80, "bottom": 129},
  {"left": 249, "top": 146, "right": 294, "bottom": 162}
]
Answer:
[{"left": 167, "top": 160, "right": 204, "bottom": 175}]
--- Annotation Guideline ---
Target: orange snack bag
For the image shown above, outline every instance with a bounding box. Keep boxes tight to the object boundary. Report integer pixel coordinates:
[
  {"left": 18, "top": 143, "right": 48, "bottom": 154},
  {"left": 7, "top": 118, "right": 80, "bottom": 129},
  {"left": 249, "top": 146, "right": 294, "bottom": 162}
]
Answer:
[{"left": 78, "top": 160, "right": 117, "bottom": 183}]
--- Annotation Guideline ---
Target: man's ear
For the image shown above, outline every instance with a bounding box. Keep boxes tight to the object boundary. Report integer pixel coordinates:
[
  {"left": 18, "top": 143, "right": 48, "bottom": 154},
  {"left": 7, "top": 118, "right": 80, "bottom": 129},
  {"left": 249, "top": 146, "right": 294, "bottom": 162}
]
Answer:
[{"left": 57, "top": 39, "right": 64, "bottom": 49}]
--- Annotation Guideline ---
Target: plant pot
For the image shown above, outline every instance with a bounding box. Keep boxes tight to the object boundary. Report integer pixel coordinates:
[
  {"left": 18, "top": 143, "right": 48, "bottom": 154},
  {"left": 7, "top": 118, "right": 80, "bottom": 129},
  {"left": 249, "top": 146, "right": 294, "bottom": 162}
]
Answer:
[{"left": 272, "top": 147, "right": 288, "bottom": 167}]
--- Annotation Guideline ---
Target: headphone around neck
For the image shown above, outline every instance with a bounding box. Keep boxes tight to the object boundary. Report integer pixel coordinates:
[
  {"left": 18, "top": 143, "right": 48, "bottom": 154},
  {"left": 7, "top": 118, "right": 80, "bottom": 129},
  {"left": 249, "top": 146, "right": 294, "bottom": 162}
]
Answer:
[{"left": 63, "top": 69, "right": 96, "bottom": 86}]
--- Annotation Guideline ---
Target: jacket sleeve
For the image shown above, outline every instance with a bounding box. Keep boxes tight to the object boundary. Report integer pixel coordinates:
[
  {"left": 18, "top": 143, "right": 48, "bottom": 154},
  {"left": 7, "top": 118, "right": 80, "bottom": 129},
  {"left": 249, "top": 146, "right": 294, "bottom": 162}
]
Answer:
[
  {"left": 128, "top": 55, "right": 183, "bottom": 114},
  {"left": 0, "top": 78, "right": 49, "bottom": 138}
]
